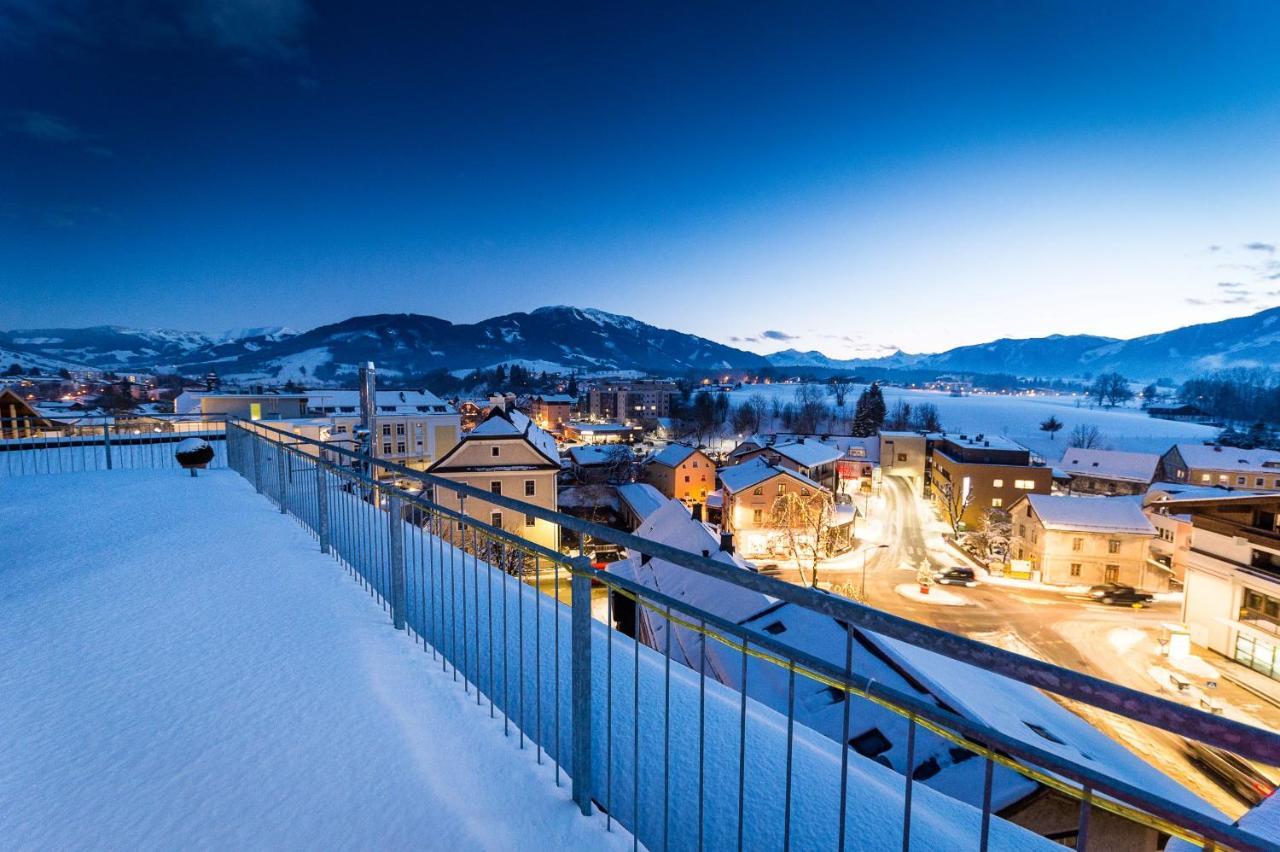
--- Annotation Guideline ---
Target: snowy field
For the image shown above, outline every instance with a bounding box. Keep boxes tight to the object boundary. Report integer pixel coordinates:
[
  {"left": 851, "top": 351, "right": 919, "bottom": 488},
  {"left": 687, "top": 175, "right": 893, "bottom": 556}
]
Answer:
[
  {"left": 718, "top": 383, "right": 1218, "bottom": 458},
  {"left": 0, "top": 470, "right": 626, "bottom": 850}
]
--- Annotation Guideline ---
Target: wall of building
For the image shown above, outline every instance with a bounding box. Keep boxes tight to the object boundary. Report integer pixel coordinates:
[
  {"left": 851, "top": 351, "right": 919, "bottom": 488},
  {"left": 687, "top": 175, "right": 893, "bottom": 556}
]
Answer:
[
  {"left": 930, "top": 454, "right": 1052, "bottom": 529},
  {"left": 431, "top": 438, "right": 560, "bottom": 551},
  {"left": 646, "top": 452, "right": 715, "bottom": 503}
]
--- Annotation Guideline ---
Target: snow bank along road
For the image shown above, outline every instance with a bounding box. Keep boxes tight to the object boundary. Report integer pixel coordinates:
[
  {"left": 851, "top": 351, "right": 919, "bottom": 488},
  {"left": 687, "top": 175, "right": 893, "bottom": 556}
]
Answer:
[{"left": 0, "top": 470, "right": 629, "bottom": 850}]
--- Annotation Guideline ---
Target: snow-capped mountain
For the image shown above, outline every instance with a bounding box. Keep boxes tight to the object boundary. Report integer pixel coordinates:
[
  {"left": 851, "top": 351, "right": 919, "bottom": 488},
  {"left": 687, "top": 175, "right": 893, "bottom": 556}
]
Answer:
[
  {"left": 0, "top": 308, "right": 766, "bottom": 383},
  {"left": 766, "top": 306, "right": 1280, "bottom": 381}
]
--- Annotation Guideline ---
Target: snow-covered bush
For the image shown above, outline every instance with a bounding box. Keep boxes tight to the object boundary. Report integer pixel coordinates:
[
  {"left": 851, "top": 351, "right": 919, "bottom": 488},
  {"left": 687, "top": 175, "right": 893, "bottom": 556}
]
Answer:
[{"left": 175, "top": 437, "right": 214, "bottom": 473}]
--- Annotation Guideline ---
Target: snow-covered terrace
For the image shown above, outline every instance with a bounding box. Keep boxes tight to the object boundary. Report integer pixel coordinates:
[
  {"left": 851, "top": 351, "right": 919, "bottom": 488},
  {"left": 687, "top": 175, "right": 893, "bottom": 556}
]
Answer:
[{"left": 0, "top": 470, "right": 623, "bottom": 849}]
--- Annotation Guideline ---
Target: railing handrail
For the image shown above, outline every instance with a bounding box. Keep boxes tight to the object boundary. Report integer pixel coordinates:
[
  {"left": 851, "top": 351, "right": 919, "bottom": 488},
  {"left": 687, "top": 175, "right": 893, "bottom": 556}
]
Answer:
[{"left": 231, "top": 415, "right": 1280, "bottom": 768}]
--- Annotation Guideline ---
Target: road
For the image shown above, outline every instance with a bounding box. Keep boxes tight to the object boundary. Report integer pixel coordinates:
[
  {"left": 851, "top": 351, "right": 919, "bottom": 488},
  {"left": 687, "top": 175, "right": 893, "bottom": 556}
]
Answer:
[{"left": 771, "top": 475, "right": 1275, "bottom": 819}]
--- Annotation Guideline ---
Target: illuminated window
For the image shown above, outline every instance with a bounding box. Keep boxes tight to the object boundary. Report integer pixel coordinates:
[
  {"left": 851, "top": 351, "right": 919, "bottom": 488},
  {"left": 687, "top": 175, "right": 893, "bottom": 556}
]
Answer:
[
  {"left": 1200, "top": 473, "right": 1211, "bottom": 482},
  {"left": 1108, "top": 539, "right": 1121, "bottom": 554},
  {"left": 753, "top": 487, "right": 763, "bottom": 496},
  {"left": 991, "top": 498, "right": 1002, "bottom": 507},
  {"left": 525, "top": 514, "right": 536, "bottom": 527},
  {"left": 753, "top": 509, "right": 763, "bottom": 524},
  {"left": 992, "top": 479, "right": 1004, "bottom": 488},
  {"left": 1014, "top": 479, "right": 1035, "bottom": 489}
]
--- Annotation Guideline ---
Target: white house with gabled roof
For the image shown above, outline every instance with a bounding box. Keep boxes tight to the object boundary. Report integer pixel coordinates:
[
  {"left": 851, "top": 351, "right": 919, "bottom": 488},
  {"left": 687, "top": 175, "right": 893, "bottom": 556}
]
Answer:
[{"left": 717, "top": 457, "right": 846, "bottom": 556}]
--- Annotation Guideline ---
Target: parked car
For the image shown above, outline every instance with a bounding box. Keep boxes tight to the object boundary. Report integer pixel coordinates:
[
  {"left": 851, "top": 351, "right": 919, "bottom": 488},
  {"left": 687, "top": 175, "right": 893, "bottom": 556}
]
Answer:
[
  {"left": 1086, "top": 582, "right": 1134, "bottom": 599},
  {"left": 1096, "top": 586, "right": 1153, "bottom": 606},
  {"left": 1182, "top": 739, "right": 1277, "bottom": 806},
  {"left": 933, "top": 567, "right": 978, "bottom": 587}
]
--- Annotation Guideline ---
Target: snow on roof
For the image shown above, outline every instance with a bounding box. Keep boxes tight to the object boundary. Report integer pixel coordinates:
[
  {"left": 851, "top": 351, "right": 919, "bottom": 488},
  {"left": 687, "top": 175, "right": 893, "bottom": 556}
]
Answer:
[
  {"left": 610, "top": 516, "right": 1212, "bottom": 819},
  {"left": 1020, "top": 494, "right": 1156, "bottom": 535},
  {"left": 565, "top": 420, "right": 637, "bottom": 433},
  {"left": 1059, "top": 448, "right": 1160, "bottom": 484},
  {"left": 1145, "top": 484, "right": 1279, "bottom": 506},
  {"left": 649, "top": 443, "right": 701, "bottom": 468},
  {"left": 718, "top": 457, "right": 823, "bottom": 494},
  {"left": 936, "top": 433, "right": 1027, "bottom": 453},
  {"left": 534, "top": 394, "right": 576, "bottom": 403},
  {"left": 568, "top": 445, "right": 629, "bottom": 466},
  {"left": 468, "top": 408, "right": 560, "bottom": 463},
  {"left": 771, "top": 438, "right": 844, "bottom": 468},
  {"left": 1171, "top": 443, "right": 1280, "bottom": 474},
  {"left": 305, "top": 389, "right": 452, "bottom": 414},
  {"left": 615, "top": 483, "right": 668, "bottom": 521}
]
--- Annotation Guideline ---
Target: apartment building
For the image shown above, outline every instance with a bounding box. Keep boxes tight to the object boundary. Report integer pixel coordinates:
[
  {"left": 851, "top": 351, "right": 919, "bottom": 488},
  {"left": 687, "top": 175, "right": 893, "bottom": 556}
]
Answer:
[
  {"left": 303, "top": 389, "right": 460, "bottom": 471},
  {"left": 1160, "top": 490, "right": 1280, "bottom": 682},
  {"left": 427, "top": 407, "right": 561, "bottom": 551},
  {"left": 587, "top": 381, "right": 678, "bottom": 423},
  {"left": 729, "top": 433, "right": 880, "bottom": 493},
  {"left": 879, "top": 431, "right": 931, "bottom": 493},
  {"left": 529, "top": 394, "right": 576, "bottom": 432},
  {"left": 174, "top": 391, "right": 309, "bottom": 420},
  {"left": 1156, "top": 443, "right": 1280, "bottom": 492},
  {"left": 644, "top": 443, "right": 716, "bottom": 503},
  {"left": 729, "top": 438, "right": 844, "bottom": 492},
  {"left": 929, "top": 434, "right": 1052, "bottom": 529},
  {"left": 1059, "top": 448, "right": 1160, "bottom": 496},
  {"left": 1007, "top": 494, "right": 1157, "bottom": 588}
]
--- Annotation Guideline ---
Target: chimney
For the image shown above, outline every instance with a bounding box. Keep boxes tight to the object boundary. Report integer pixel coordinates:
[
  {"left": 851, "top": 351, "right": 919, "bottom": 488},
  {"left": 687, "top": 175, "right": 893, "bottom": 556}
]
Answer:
[
  {"left": 701, "top": 549, "right": 710, "bottom": 558},
  {"left": 720, "top": 531, "right": 735, "bottom": 554},
  {"left": 358, "top": 362, "right": 377, "bottom": 458}
]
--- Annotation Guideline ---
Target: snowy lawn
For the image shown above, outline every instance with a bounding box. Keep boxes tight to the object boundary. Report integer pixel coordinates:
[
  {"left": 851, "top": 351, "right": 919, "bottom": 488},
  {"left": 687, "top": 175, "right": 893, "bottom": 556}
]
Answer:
[{"left": 0, "top": 469, "right": 628, "bottom": 850}]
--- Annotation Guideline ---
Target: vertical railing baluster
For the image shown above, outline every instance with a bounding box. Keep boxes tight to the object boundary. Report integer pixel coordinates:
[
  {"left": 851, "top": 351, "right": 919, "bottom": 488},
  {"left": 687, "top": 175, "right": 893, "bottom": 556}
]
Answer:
[
  {"left": 902, "top": 717, "right": 916, "bottom": 852},
  {"left": 569, "top": 554, "right": 593, "bottom": 817}
]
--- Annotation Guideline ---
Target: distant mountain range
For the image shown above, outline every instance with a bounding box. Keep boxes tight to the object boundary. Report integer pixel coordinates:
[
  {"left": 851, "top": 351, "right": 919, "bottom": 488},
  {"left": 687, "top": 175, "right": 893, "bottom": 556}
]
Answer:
[{"left": 3, "top": 305, "right": 1278, "bottom": 385}]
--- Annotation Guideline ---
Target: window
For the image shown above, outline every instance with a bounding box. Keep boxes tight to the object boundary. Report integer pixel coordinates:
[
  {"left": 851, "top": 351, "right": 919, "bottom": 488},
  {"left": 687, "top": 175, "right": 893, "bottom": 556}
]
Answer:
[
  {"left": 991, "top": 498, "right": 1003, "bottom": 507},
  {"left": 897, "top": 453, "right": 907, "bottom": 462},
  {"left": 382, "top": 442, "right": 392, "bottom": 454},
  {"left": 992, "top": 478, "right": 1004, "bottom": 488},
  {"left": 491, "top": 446, "right": 500, "bottom": 457},
  {"left": 1200, "top": 473, "right": 1211, "bottom": 482},
  {"left": 524, "top": 480, "right": 536, "bottom": 497},
  {"left": 1070, "top": 563, "right": 1082, "bottom": 577},
  {"left": 752, "top": 487, "right": 763, "bottom": 496},
  {"left": 396, "top": 441, "right": 406, "bottom": 454},
  {"left": 1072, "top": 537, "right": 1083, "bottom": 552},
  {"left": 753, "top": 509, "right": 764, "bottom": 524},
  {"left": 525, "top": 513, "right": 536, "bottom": 527},
  {"left": 395, "top": 423, "right": 405, "bottom": 436},
  {"left": 777, "top": 483, "right": 785, "bottom": 494},
  {"left": 1104, "top": 565, "right": 1119, "bottom": 582},
  {"left": 491, "top": 512, "right": 503, "bottom": 528},
  {"left": 490, "top": 481, "right": 502, "bottom": 495},
  {"left": 684, "top": 475, "right": 690, "bottom": 483},
  {"left": 1258, "top": 478, "right": 1266, "bottom": 487},
  {"left": 1238, "top": 476, "right": 1247, "bottom": 486},
  {"left": 1018, "top": 524, "right": 1026, "bottom": 537},
  {"left": 1108, "top": 539, "right": 1121, "bottom": 554},
  {"left": 382, "top": 424, "right": 391, "bottom": 437},
  {"left": 1014, "top": 479, "right": 1035, "bottom": 489}
]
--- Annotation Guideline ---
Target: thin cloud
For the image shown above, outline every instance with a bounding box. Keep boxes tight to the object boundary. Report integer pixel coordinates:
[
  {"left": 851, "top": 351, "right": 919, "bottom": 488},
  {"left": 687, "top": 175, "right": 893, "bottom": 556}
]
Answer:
[
  {"left": 1244, "top": 242, "right": 1276, "bottom": 253},
  {"left": 5, "top": 109, "right": 113, "bottom": 156},
  {"left": 760, "top": 330, "right": 797, "bottom": 341},
  {"left": 1217, "top": 281, "right": 1246, "bottom": 290}
]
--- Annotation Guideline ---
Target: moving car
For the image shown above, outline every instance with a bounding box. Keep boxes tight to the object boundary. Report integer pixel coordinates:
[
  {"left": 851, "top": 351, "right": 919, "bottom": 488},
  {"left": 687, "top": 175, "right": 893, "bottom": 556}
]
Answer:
[
  {"left": 933, "top": 567, "right": 978, "bottom": 587},
  {"left": 1182, "top": 739, "right": 1277, "bottom": 806},
  {"left": 1086, "top": 582, "right": 1133, "bottom": 599},
  {"left": 1095, "top": 586, "right": 1153, "bottom": 606}
]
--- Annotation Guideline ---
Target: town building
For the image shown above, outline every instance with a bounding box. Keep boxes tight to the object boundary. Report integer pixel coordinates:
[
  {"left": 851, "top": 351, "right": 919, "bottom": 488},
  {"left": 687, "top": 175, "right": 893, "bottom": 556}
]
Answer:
[
  {"left": 609, "top": 500, "right": 1212, "bottom": 849},
  {"left": 529, "top": 394, "right": 577, "bottom": 432},
  {"left": 729, "top": 437, "right": 844, "bottom": 492},
  {"left": 1141, "top": 485, "right": 1206, "bottom": 592},
  {"left": 567, "top": 444, "right": 633, "bottom": 484},
  {"left": 1059, "top": 448, "right": 1160, "bottom": 496},
  {"left": 561, "top": 420, "right": 644, "bottom": 444},
  {"left": 1150, "top": 490, "right": 1280, "bottom": 683},
  {"left": 729, "top": 433, "right": 881, "bottom": 493},
  {"left": 1007, "top": 494, "right": 1157, "bottom": 588},
  {"left": 717, "top": 457, "right": 849, "bottom": 557},
  {"left": 1146, "top": 404, "right": 1209, "bottom": 423},
  {"left": 929, "top": 434, "right": 1053, "bottom": 529},
  {"left": 587, "top": 381, "right": 678, "bottom": 423},
  {"left": 304, "top": 389, "right": 460, "bottom": 471},
  {"left": 0, "top": 387, "right": 68, "bottom": 437},
  {"left": 643, "top": 443, "right": 716, "bottom": 504},
  {"left": 427, "top": 407, "right": 561, "bottom": 551},
  {"left": 174, "top": 391, "right": 309, "bottom": 420},
  {"left": 878, "top": 431, "right": 932, "bottom": 493},
  {"left": 1156, "top": 444, "right": 1280, "bottom": 492}
]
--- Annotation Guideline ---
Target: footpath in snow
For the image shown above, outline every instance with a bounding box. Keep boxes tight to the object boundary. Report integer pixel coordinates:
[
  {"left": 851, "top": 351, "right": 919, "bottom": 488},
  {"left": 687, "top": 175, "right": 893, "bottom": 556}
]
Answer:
[{"left": 0, "top": 470, "right": 628, "bottom": 850}]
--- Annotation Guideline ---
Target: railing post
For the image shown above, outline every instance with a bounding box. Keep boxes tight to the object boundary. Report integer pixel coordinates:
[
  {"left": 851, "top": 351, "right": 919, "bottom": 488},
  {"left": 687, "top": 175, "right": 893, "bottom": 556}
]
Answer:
[
  {"left": 252, "top": 436, "right": 263, "bottom": 494},
  {"left": 102, "top": 422, "right": 113, "bottom": 470},
  {"left": 389, "top": 495, "right": 406, "bottom": 630},
  {"left": 316, "top": 463, "right": 330, "bottom": 555},
  {"left": 569, "top": 554, "right": 594, "bottom": 816},
  {"left": 275, "top": 440, "right": 287, "bottom": 513}
]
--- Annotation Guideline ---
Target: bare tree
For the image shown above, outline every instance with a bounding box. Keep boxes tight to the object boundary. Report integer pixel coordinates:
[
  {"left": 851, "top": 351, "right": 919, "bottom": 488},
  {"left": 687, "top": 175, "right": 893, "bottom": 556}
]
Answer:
[
  {"left": 769, "top": 489, "right": 839, "bottom": 587},
  {"left": 1067, "top": 424, "right": 1104, "bottom": 449},
  {"left": 792, "top": 384, "right": 829, "bottom": 434},
  {"left": 937, "top": 481, "right": 974, "bottom": 536},
  {"left": 827, "top": 377, "right": 854, "bottom": 409},
  {"left": 887, "top": 400, "right": 913, "bottom": 430},
  {"left": 963, "top": 508, "right": 1011, "bottom": 563},
  {"left": 604, "top": 444, "right": 637, "bottom": 482}
]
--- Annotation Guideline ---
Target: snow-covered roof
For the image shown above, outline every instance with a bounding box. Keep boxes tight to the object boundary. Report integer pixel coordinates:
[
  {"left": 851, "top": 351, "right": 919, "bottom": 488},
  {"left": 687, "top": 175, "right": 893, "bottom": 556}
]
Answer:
[
  {"left": 610, "top": 516, "right": 1215, "bottom": 820},
  {"left": 1170, "top": 443, "right": 1280, "bottom": 474},
  {"left": 718, "top": 457, "right": 824, "bottom": 494},
  {"left": 1145, "top": 484, "right": 1279, "bottom": 506},
  {"left": 305, "top": 389, "right": 452, "bottom": 414},
  {"left": 534, "top": 394, "right": 576, "bottom": 404},
  {"left": 616, "top": 484, "right": 677, "bottom": 523},
  {"left": 649, "top": 443, "right": 701, "bottom": 468},
  {"left": 568, "top": 445, "right": 629, "bottom": 466},
  {"left": 467, "top": 408, "right": 560, "bottom": 464},
  {"left": 1059, "top": 448, "right": 1160, "bottom": 484},
  {"left": 1019, "top": 494, "right": 1156, "bottom": 535},
  {"left": 771, "top": 438, "right": 844, "bottom": 468},
  {"left": 935, "top": 433, "right": 1028, "bottom": 453},
  {"left": 565, "top": 420, "right": 637, "bottom": 433}
]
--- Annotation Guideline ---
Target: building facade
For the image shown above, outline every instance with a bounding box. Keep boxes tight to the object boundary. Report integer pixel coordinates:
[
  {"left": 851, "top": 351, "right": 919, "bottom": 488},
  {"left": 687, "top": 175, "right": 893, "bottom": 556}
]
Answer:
[
  {"left": 530, "top": 394, "right": 576, "bottom": 432},
  {"left": 929, "top": 435, "right": 1053, "bottom": 529},
  {"left": 1059, "top": 448, "right": 1160, "bottom": 496},
  {"left": 587, "top": 381, "right": 678, "bottom": 423},
  {"left": 1007, "top": 494, "right": 1157, "bottom": 588},
  {"left": 644, "top": 443, "right": 716, "bottom": 504},
  {"left": 1156, "top": 443, "right": 1280, "bottom": 492}
]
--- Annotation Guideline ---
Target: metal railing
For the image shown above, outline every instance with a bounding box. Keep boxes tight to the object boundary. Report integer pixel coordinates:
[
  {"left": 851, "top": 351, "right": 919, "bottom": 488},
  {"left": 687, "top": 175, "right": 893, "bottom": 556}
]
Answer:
[
  {"left": 0, "top": 414, "right": 228, "bottom": 476},
  {"left": 10, "top": 413, "right": 1277, "bottom": 849}
]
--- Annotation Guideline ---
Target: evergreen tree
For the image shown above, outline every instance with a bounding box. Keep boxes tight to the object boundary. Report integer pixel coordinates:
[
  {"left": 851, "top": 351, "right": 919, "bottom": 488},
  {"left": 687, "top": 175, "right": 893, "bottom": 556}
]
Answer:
[
  {"left": 851, "top": 382, "right": 886, "bottom": 437},
  {"left": 566, "top": 374, "right": 579, "bottom": 397},
  {"left": 1039, "top": 415, "right": 1064, "bottom": 440}
]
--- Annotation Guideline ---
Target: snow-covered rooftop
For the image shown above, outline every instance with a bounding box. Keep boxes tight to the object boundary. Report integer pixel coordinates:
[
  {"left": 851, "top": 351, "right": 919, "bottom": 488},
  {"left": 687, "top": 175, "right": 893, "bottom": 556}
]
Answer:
[
  {"left": 1172, "top": 443, "right": 1280, "bottom": 474},
  {"left": 718, "top": 456, "right": 823, "bottom": 494},
  {"left": 770, "top": 438, "right": 844, "bottom": 468},
  {"left": 568, "top": 444, "right": 629, "bottom": 466},
  {"left": 648, "top": 443, "right": 701, "bottom": 468},
  {"left": 615, "top": 483, "right": 668, "bottom": 521},
  {"left": 1059, "top": 448, "right": 1160, "bottom": 484},
  {"left": 468, "top": 408, "right": 560, "bottom": 463},
  {"left": 306, "top": 388, "right": 452, "bottom": 414},
  {"left": 1019, "top": 493, "right": 1157, "bottom": 535},
  {"left": 0, "top": 470, "right": 623, "bottom": 849}
]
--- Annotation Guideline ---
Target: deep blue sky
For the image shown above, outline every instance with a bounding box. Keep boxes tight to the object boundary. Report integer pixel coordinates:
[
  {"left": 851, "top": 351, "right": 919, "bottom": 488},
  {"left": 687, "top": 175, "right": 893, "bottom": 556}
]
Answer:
[{"left": 2, "top": 2, "right": 1279, "bottom": 356}]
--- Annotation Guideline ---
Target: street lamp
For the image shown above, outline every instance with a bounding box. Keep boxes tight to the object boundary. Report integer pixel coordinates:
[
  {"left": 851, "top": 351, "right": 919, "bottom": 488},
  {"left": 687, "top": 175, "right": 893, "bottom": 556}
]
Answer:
[{"left": 860, "top": 544, "right": 891, "bottom": 599}]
